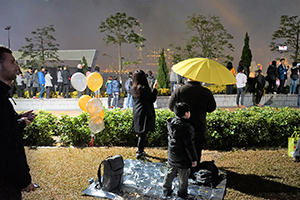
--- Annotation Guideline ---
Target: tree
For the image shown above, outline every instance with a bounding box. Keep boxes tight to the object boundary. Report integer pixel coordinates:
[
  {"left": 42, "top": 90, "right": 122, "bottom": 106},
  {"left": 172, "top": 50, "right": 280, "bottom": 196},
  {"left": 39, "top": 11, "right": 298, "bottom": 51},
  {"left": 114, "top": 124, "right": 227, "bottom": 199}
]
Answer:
[
  {"left": 241, "top": 32, "right": 252, "bottom": 76},
  {"left": 78, "top": 56, "right": 88, "bottom": 74},
  {"left": 157, "top": 48, "right": 170, "bottom": 89},
  {"left": 18, "top": 25, "right": 60, "bottom": 67},
  {"left": 99, "top": 12, "right": 146, "bottom": 81},
  {"left": 185, "top": 14, "right": 234, "bottom": 63},
  {"left": 270, "top": 15, "right": 300, "bottom": 62},
  {"left": 169, "top": 43, "right": 199, "bottom": 64}
]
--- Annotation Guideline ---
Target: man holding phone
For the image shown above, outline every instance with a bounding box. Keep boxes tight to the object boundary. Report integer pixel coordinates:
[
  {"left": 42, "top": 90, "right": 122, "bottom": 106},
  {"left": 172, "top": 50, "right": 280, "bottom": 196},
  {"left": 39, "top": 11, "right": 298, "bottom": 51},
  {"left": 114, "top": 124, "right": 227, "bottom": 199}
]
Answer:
[{"left": 0, "top": 45, "right": 37, "bottom": 199}]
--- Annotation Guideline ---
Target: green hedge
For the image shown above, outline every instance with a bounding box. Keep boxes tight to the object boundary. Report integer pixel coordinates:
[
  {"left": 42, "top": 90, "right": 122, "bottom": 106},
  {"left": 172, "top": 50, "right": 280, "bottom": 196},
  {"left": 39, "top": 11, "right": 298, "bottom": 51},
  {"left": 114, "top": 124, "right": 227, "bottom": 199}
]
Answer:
[{"left": 23, "top": 107, "right": 300, "bottom": 150}]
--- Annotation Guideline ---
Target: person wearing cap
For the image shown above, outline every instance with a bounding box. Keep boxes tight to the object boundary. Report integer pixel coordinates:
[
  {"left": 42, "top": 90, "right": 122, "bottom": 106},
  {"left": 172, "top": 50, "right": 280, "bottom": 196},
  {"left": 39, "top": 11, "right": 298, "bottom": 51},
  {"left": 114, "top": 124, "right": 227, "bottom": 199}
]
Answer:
[{"left": 278, "top": 58, "right": 288, "bottom": 94}]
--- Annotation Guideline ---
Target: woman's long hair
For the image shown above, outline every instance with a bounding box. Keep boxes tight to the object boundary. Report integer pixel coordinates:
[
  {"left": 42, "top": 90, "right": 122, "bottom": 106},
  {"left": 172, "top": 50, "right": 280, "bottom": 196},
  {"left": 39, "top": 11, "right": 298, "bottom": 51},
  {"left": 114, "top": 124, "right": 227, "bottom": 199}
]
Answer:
[{"left": 132, "top": 70, "right": 150, "bottom": 98}]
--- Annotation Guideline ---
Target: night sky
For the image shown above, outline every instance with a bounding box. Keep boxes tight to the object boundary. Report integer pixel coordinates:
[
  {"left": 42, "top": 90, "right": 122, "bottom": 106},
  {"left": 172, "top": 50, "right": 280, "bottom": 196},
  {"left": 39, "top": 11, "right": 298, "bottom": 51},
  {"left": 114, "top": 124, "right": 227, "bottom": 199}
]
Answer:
[{"left": 1, "top": 0, "right": 300, "bottom": 72}]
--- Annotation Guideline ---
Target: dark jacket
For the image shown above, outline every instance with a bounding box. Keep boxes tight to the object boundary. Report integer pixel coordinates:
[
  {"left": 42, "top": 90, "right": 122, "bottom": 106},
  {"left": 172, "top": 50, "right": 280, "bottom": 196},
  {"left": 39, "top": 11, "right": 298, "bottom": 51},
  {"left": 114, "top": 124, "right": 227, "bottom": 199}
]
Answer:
[
  {"left": 291, "top": 67, "right": 299, "bottom": 80},
  {"left": 32, "top": 73, "right": 39, "bottom": 88},
  {"left": 132, "top": 86, "right": 157, "bottom": 133},
  {"left": 256, "top": 73, "right": 266, "bottom": 90},
  {"left": 266, "top": 65, "right": 278, "bottom": 81},
  {"left": 23, "top": 71, "right": 33, "bottom": 87},
  {"left": 169, "top": 81, "right": 216, "bottom": 139},
  {"left": 111, "top": 80, "right": 121, "bottom": 93},
  {"left": 278, "top": 64, "right": 288, "bottom": 80},
  {"left": 0, "top": 81, "right": 31, "bottom": 190},
  {"left": 167, "top": 117, "right": 197, "bottom": 169},
  {"left": 61, "top": 70, "right": 70, "bottom": 84}
]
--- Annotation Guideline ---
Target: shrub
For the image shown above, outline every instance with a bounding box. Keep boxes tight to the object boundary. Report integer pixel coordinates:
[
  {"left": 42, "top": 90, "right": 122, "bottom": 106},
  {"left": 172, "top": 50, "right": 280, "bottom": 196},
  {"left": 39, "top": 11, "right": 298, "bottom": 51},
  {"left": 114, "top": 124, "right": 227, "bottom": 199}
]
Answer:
[
  {"left": 22, "top": 107, "right": 300, "bottom": 150},
  {"left": 23, "top": 110, "right": 58, "bottom": 146}
]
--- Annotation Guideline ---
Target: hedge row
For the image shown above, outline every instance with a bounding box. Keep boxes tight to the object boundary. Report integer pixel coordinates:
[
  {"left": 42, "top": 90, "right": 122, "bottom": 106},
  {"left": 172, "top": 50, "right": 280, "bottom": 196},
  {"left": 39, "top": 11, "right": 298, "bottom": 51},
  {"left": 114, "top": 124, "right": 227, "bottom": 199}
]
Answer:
[{"left": 23, "top": 107, "right": 300, "bottom": 150}]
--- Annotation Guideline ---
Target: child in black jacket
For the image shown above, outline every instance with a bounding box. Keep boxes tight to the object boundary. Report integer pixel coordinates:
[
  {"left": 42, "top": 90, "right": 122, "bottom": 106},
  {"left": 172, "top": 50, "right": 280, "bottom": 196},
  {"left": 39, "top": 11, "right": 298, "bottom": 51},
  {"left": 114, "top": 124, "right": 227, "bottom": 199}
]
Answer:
[{"left": 162, "top": 102, "right": 197, "bottom": 199}]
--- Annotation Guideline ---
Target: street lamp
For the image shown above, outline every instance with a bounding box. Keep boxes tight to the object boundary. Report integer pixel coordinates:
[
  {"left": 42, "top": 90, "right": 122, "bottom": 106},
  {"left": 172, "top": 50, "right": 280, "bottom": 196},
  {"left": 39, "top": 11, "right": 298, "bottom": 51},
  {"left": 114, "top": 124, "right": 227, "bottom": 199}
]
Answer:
[{"left": 5, "top": 25, "right": 11, "bottom": 48}]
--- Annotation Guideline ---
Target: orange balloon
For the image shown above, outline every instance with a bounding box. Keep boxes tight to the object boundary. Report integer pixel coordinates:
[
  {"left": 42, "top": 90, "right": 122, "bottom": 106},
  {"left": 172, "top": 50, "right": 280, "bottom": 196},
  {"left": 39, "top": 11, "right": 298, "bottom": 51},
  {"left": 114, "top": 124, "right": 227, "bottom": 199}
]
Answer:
[
  {"left": 78, "top": 95, "right": 92, "bottom": 112},
  {"left": 91, "top": 109, "right": 105, "bottom": 119},
  {"left": 87, "top": 72, "right": 103, "bottom": 92}
]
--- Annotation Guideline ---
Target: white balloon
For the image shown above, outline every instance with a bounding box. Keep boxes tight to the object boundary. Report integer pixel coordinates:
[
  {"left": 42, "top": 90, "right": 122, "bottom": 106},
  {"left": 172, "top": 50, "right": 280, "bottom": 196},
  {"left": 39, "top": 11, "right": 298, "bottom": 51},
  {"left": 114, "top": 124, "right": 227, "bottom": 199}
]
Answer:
[
  {"left": 71, "top": 72, "right": 87, "bottom": 92},
  {"left": 89, "top": 116, "right": 105, "bottom": 133},
  {"left": 86, "top": 98, "right": 103, "bottom": 116}
]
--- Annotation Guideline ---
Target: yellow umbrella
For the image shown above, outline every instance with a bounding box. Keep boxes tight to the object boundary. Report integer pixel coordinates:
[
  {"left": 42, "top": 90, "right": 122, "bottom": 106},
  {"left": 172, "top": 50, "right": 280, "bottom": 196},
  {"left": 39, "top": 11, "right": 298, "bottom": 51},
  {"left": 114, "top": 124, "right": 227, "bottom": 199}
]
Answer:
[{"left": 172, "top": 58, "right": 236, "bottom": 85}]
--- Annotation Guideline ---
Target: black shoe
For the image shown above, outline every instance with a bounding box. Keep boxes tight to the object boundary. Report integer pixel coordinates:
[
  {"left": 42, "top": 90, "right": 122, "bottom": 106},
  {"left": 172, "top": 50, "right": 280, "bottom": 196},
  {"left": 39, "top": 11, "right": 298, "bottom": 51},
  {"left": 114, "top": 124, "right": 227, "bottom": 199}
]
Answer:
[
  {"left": 294, "top": 156, "right": 300, "bottom": 162},
  {"left": 136, "top": 154, "right": 146, "bottom": 160}
]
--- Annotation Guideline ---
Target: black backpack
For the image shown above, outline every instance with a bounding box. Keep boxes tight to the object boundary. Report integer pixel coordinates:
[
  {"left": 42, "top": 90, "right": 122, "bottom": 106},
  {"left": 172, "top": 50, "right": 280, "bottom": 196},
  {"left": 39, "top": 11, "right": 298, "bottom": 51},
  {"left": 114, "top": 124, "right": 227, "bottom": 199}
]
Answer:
[
  {"left": 194, "top": 160, "right": 220, "bottom": 187},
  {"left": 97, "top": 155, "right": 124, "bottom": 193}
]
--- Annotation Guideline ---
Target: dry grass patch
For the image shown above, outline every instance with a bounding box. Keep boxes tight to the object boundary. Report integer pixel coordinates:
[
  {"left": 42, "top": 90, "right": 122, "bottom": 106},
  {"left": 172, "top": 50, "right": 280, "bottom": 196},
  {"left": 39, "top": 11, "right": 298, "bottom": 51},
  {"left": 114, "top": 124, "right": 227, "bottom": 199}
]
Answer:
[{"left": 22, "top": 147, "right": 300, "bottom": 200}]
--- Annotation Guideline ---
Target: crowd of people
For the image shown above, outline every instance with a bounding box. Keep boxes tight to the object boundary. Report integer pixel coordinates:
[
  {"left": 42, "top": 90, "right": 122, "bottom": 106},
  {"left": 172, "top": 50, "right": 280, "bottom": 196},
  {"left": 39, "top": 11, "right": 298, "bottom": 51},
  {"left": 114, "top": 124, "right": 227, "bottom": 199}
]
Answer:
[
  {"left": 226, "top": 58, "right": 300, "bottom": 107},
  {"left": 2, "top": 45, "right": 300, "bottom": 200}
]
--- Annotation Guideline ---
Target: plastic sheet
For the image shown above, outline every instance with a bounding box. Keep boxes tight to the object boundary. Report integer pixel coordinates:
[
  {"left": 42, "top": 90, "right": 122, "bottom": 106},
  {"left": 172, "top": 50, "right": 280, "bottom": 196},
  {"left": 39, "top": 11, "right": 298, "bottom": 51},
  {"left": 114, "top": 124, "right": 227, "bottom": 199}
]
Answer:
[{"left": 82, "top": 159, "right": 226, "bottom": 199}]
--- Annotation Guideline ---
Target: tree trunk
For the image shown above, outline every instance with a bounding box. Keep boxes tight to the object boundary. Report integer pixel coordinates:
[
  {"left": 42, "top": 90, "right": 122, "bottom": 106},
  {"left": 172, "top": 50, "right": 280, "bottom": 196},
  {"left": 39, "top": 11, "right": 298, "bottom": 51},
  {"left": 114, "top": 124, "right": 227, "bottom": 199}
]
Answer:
[{"left": 118, "top": 42, "right": 122, "bottom": 91}]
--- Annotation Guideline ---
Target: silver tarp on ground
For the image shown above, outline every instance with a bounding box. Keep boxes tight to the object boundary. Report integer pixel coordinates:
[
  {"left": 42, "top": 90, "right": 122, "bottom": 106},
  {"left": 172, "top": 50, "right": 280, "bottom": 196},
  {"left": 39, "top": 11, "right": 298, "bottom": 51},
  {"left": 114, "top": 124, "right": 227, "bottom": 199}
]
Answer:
[{"left": 82, "top": 159, "right": 226, "bottom": 199}]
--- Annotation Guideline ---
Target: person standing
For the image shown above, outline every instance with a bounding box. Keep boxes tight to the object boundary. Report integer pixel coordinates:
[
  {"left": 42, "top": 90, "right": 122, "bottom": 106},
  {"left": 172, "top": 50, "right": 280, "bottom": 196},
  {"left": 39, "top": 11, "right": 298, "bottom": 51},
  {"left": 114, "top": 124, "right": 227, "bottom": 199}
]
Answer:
[
  {"left": 0, "top": 45, "right": 36, "bottom": 199},
  {"left": 125, "top": 72, "right": 133, "bottom": 108},
  {"left": 38, "top": 67, "right": 45, "bottom": 98},
  {"left": 266, "top": 61, "right": 278, "bottom": 94},
  {"left": 132, "top": 70, "right": 158, "bottom": 160},
  {"left": 248, "top": 61, "right": 256, "bottom": 94},
  {"left": 147, "top": 70, "right": 156, "bottom": 90},
  {"left": 170, "top": 69, "right": 181, "bottom": 94},
  {"left": 32, "top": 68, "right": 39, "bottom": 99},
  {"left": 57, "top": 66, "right": 63, "bottom": 98},
  {"left": 253, "top": 69, "right": 265, "bottom": 106},
  {"left": 105, "top": 76, "right": 113, "bottom": 108},
  {"left": 61, "top": 66, "right": 70, "bottom": 98},
  {"left": 16, "top": 70, "right": 24, "bottom": 98},
  {"left": 162, "top": 102, "right": 197, "bottom": 199},
  {"left": 169, "top": 77, "right": 216, "bottom": 170},
  {"left": 289, "top": 62, "right": 299, "bottom": 94},
  {"left": 86, "top": 67, "right": 92, "bottom": 96},
  {"left": 278, "top": 58, "right": 288, "bottom": 94},
  {"left": 45, "top": 69, "right": 53, "bottom": 99},
  {"left": 225, "top": 62, "right": 236, "bottom": 94},
  {"left": 94, "top": 66, "right": 101, "bottom": 98},
  {"left": 236, "top": 66, "right": 247, "bottom": 108},
  {"left": 111, "top": 76, "right": 121, "bottom": 108},
  {"left": 76, "top": 63, "right": 84, "bottom": 98},
  {"left": 23, "top": 67, "right": 33, "bottom": 98}
]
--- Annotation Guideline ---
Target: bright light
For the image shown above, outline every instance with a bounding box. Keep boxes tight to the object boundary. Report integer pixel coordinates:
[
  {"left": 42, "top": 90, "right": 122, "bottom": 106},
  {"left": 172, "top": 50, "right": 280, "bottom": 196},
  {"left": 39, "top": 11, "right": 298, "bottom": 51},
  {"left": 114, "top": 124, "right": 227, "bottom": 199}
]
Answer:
[{"left": 278, "top": 46, "right": 288, "bottom": 51}]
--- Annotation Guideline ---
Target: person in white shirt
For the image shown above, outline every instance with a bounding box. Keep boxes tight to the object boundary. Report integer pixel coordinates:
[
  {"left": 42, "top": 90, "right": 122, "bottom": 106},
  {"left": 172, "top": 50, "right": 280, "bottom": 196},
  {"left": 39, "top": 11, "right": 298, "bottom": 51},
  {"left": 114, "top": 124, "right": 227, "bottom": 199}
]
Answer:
[{"left": 236, "top": 66, "right": 247, "bottom": 108}]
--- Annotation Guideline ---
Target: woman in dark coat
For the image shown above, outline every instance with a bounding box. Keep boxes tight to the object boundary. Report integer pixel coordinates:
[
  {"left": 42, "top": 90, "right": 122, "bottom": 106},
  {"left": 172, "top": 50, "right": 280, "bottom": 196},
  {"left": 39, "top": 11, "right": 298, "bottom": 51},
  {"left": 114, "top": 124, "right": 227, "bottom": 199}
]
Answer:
[
  {"left": 266, "top": 61, "right": 278, "bottom": 94},
  {"left": 132, "top": 70, "right": 158, "bottom": 160}
]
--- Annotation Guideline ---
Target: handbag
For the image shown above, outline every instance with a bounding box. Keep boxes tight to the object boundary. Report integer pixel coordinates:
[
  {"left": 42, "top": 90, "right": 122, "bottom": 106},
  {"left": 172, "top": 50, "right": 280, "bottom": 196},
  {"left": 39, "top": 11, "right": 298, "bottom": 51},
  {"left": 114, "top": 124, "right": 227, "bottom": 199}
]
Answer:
[{"left": 288, "top": 132, "right": 299, "bottom": 157}]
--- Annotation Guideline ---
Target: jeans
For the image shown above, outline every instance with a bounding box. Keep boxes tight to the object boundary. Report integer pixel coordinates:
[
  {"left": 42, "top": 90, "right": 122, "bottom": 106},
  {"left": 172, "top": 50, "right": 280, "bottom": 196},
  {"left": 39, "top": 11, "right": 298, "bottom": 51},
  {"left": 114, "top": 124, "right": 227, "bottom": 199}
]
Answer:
[
  {"left": 112, "top": 92, "right": 119, "bottom": 108},
  {"left": 236, "top": 87, "right": 245, "bottom": 105},
  {"left": 46, "top": 86, "right": 51, "bottom": 98},
  {"left": 278, "top": 79, "right": 285, "bottom": 94},
  {"left": 290, "top": 79, "right": 298, "bottom": 94},
  {"left": 127, "top": 93, "right": 133, "bottom": 108},
  {"left": 162, "top": 164, "right": 190, "bottom": 198},
  {"left": 27, "top": 86, "right": 33, "bottom": 98},
  {"left": 77, "top": 91, "right": 82, "bottom": 98},
  {"left": 63, "top": 84, "right": 69, "bottom": 98},
  {"left": 39, "top": 84, "right": 45, "bottom": 98},
  {"left": 57, "top": 82, "right": 63, "bottom": 96},
  {"left": 107, "top": 94, "right": 113, "bottom": 107}
]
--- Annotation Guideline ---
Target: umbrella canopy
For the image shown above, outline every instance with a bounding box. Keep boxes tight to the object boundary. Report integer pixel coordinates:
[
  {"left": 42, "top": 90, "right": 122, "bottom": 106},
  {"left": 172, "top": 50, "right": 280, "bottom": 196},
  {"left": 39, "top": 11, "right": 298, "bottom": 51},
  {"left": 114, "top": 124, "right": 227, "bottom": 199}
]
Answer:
[{"left": 172, "top": 58, "right": 236, "bottom": 85}]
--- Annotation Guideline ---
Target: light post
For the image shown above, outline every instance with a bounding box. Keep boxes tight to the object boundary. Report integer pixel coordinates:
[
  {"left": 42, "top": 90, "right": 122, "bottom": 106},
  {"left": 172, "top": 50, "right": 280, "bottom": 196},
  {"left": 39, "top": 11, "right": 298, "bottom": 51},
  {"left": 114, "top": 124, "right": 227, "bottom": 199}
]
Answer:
[{"left": 5, "top": 25, "right": 11, "bottom": 48}]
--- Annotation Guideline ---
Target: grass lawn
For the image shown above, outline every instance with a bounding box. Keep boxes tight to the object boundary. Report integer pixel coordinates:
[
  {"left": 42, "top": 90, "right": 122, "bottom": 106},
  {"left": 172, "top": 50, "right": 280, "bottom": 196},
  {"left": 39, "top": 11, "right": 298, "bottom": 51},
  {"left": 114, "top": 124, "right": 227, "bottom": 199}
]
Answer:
[{"left": 22, "top": 147, "right": 300, "bottom": 200}]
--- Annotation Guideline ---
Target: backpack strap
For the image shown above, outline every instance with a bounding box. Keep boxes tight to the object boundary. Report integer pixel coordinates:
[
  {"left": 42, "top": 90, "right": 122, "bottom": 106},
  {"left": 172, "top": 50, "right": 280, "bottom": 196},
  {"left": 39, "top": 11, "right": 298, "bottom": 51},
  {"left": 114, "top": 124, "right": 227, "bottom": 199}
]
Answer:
[{"left": 97, "top": 160, "right": 105, "bottom": 187}]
